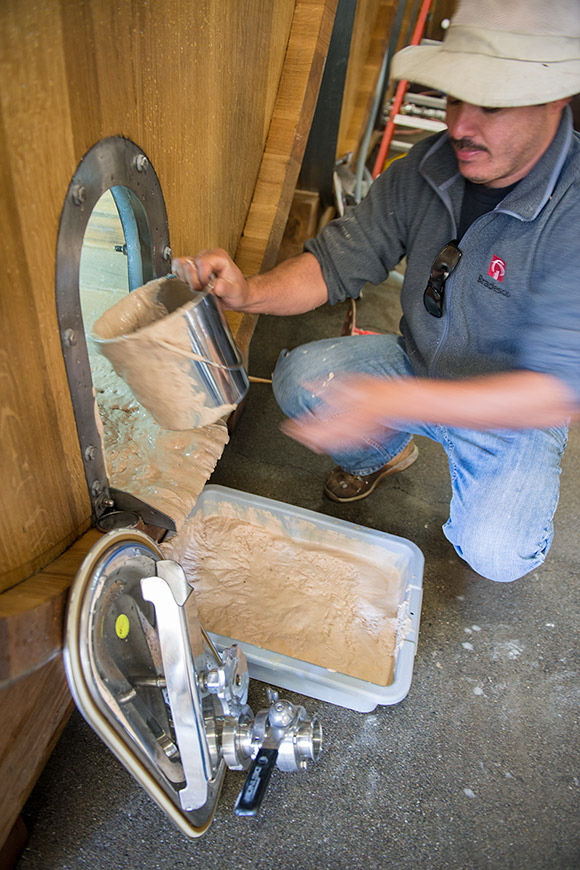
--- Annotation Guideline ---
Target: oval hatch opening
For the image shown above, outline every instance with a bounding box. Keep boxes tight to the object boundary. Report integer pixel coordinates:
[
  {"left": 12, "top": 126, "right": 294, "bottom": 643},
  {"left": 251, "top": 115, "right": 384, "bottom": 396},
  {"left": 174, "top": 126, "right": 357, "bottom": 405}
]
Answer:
[{"left": 79, "top": 187, "right": 141, "bottom": 436}]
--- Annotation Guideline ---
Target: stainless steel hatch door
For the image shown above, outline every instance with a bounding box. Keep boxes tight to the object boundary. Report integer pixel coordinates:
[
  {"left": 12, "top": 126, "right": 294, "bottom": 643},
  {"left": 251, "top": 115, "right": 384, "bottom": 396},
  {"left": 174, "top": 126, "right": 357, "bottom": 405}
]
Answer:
[{"left": 64, "top": 529, "right": 224, "bottom": 838}]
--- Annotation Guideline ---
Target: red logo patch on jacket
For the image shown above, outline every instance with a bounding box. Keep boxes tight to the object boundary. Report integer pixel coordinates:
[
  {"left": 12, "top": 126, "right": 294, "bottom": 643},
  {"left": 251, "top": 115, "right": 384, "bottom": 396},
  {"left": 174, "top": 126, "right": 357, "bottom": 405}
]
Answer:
[{"left": 488, "top": 255, "right": 506, "bottom": 283}]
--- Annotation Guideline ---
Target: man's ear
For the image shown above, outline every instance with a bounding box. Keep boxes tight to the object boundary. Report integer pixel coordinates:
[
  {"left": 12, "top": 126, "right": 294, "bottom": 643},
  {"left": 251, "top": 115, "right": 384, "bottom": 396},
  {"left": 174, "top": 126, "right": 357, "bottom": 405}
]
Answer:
[{"left": 550, "top": 96, "right": 572, "bottom": 113}]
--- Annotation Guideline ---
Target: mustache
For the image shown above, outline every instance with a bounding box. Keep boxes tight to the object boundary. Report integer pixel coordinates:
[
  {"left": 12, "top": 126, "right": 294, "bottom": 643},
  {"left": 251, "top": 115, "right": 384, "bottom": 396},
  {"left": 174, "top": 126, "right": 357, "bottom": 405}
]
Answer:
[{"left": 450, "top": 137, "right": 489, "bottom": 153}]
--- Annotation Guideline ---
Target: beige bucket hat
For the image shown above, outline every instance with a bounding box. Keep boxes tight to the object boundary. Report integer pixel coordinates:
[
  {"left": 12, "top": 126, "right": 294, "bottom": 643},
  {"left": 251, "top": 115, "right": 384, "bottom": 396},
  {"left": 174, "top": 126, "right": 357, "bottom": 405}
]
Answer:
[{"left": 391, "top": 0, "right": 580, "bottom": 107}]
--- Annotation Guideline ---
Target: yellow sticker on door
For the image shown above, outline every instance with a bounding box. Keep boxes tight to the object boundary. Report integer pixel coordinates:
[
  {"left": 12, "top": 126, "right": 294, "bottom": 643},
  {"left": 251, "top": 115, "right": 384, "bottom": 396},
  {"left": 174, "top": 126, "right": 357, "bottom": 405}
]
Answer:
[{"left": 115, "top": 613, "right": 130, "bottom": 639}]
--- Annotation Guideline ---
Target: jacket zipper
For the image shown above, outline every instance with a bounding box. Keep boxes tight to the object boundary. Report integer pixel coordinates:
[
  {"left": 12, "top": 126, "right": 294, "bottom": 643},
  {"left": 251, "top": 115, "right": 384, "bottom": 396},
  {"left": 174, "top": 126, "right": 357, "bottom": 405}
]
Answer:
[
  {"left": 426, "top": 186, "right": 457, "bottom": 378},
  {"left": 426, "top": 206, "right": 522, "bottom": 378}
]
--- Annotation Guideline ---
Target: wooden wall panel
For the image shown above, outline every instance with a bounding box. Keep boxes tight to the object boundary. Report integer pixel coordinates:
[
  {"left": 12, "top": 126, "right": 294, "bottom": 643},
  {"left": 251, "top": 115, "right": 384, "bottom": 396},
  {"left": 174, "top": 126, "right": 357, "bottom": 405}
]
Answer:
[
  {"left": 236, "top": 0, "right": 336, "bottom": 275},
  {"left": 0, "top": 0, "right": 339, "bottom": 592},
  {"left": 0, "top": 2, "right": 91, "bottom": 592},
  {"left": 336, "top": 0, "right": 394, "bottom": 159},
  {"left": 76, "top": 0, "right": 294, "bottom": 258},
  {"left": 0, "top": 655, "right": 74, "bottom": 848}
]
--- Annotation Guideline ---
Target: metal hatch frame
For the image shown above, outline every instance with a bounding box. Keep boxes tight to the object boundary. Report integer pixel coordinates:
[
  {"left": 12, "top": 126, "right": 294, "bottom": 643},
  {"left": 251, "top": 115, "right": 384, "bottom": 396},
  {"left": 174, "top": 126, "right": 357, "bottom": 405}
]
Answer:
[
  {"left": 55, "top": 136, "right": 175, "bottom": 530},
  {"left": 64, "top": 529, "right": 225, "bottom": 838}
]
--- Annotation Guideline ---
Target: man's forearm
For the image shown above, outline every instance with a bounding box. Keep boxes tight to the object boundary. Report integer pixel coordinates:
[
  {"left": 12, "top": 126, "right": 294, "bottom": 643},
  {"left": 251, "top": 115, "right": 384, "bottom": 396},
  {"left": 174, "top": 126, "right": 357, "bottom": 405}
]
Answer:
[
  {"left": 244, "top": 253, "right": 329, "bottom": 315},
  {"left": 172, "top": 249, "right": 328, "bottom": 314},
  {"left": 380, "top": 370, "right": 578, "bottom": 430},
  {"left": 282, "top": 369, "right": 578, "bottom": 457}
]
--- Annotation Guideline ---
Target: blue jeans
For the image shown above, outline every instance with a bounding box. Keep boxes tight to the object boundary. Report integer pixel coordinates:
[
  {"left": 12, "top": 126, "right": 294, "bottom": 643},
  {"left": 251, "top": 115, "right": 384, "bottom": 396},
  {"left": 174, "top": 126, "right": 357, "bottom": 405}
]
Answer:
[{"left": 272, "top": 335, "right": 568, "bottom": 583}]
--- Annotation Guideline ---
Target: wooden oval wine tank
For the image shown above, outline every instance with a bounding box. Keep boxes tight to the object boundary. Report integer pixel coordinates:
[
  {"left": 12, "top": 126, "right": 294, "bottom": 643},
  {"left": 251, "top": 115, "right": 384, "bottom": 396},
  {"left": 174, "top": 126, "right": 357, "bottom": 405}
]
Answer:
[
  {"left": 0, "top": 0, "right": 425, "bottom": 848},
  {"left": 0, "top": 0, "right": 344, "bottom": 844}
]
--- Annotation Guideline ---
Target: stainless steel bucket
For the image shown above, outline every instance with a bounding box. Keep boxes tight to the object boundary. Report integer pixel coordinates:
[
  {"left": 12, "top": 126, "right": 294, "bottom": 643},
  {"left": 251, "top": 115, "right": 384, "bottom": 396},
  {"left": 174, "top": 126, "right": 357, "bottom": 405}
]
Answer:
[{"left": 91, "top": 276, "right": 249, "bottom": 430}]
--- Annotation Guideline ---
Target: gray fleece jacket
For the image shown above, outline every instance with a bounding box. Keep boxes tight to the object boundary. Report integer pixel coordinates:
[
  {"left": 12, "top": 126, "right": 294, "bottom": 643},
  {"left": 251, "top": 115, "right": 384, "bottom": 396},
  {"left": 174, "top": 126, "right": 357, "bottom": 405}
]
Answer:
[{"left": 305, "top": 107, "right": 580, "bottom": 403}]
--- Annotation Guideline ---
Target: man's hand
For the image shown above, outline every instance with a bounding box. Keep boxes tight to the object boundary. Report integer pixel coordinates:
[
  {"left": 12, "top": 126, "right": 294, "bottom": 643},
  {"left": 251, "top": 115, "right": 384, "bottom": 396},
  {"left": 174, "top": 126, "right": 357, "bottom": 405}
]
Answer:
[
  {"left": 172, "top": 250, "right": 329, "bottom": 316},
  {"left": 281, "top": 375, "right": 400, "bottom": 454},
  {"left": 172, "top": 249, "right": 251, "bottom": 310}
]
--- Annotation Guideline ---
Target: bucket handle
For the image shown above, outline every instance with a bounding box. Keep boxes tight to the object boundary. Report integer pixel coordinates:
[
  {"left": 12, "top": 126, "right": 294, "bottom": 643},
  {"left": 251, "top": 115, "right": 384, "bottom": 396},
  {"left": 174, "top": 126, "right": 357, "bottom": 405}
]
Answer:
[{"left": 154, "top": 338, "right": 246, "bottom": 372}]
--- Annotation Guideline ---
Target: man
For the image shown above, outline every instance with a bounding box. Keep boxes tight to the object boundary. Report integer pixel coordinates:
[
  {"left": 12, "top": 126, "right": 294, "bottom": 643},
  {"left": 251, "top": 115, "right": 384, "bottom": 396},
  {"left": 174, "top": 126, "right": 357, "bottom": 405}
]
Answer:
[{"left": 173, "top": 0, "right": 580, "bottom": 583}]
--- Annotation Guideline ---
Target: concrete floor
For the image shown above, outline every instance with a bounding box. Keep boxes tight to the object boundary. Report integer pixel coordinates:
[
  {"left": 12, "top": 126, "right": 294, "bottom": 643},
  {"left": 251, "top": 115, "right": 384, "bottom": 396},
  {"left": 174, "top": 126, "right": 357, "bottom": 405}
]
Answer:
[{"left": 18, "top": 278, "right": 580, "bottom": 869}]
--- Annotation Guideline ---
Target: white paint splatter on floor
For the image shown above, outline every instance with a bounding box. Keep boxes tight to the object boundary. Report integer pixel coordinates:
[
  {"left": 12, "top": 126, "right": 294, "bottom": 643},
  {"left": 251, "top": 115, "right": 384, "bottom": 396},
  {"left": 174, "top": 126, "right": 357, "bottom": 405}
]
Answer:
[{"left": 492, "top": 640, "right": 524, "bottom": 660}]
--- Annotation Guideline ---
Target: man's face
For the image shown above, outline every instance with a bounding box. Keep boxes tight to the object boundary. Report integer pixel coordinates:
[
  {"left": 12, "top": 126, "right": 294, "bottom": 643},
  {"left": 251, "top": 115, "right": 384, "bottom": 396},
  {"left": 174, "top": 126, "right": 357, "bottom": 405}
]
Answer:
[{"left": 445, "top": 99, "right": 568, "bottom": 188}]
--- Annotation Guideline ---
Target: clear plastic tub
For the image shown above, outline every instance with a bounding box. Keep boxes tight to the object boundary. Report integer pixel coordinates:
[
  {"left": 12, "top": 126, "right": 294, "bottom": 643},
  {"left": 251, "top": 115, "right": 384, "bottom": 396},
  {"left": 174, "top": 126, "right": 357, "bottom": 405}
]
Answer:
[{"left": 188, "top": 485, "right": 424, "bottom": 712}]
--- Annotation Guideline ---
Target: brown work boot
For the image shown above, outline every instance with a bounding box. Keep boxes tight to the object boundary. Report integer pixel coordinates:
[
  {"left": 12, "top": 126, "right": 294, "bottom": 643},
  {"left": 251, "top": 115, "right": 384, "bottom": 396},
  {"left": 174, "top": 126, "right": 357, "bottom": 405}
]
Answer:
[{"left": 324, "top": 440, "right": 419, "bottom": 503}]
